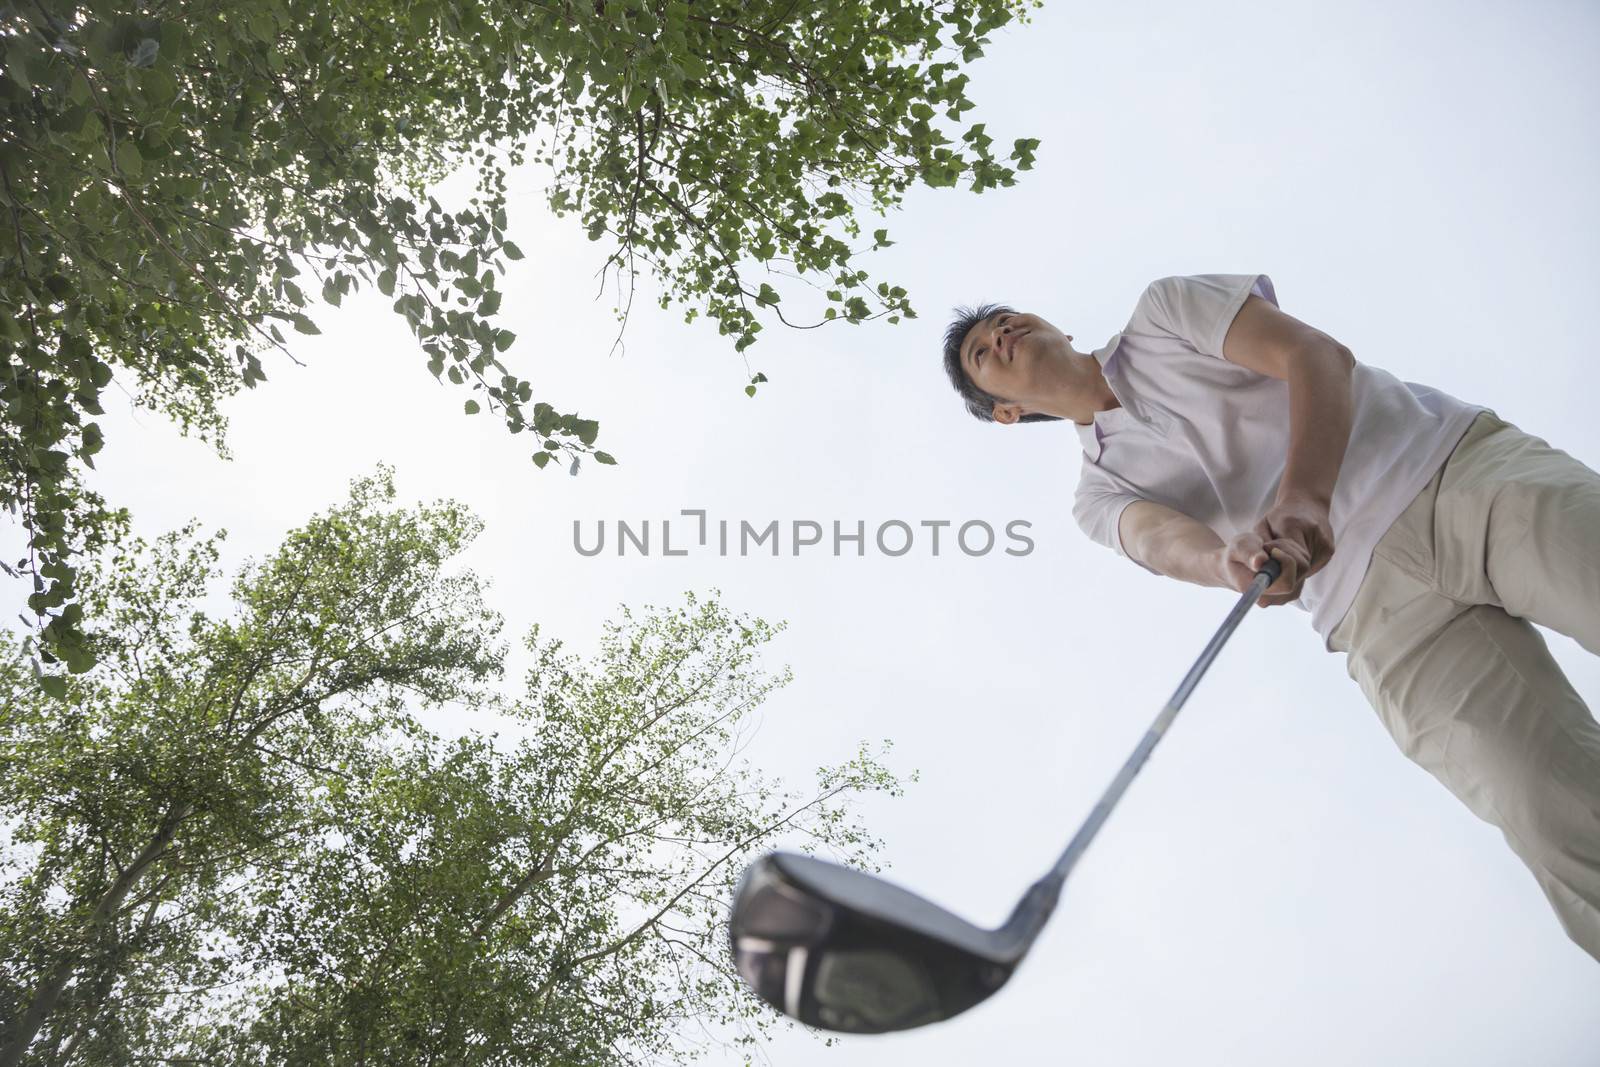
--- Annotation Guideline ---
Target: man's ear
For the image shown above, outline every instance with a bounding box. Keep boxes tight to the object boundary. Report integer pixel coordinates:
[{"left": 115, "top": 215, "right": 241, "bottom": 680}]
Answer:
[{"left": 992, "top": 403, "right": 1025, "bottom": 425}]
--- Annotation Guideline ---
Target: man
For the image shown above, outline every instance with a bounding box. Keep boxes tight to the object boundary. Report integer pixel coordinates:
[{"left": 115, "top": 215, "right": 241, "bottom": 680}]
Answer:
[{"left": 942, "top": 274, "right": 1600, "bottom": 962}]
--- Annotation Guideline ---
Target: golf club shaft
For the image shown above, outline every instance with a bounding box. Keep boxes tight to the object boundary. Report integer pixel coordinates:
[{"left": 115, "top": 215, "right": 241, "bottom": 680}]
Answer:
[{"left": 1045, "top": 558, "right": 1281, "bottom": 883}]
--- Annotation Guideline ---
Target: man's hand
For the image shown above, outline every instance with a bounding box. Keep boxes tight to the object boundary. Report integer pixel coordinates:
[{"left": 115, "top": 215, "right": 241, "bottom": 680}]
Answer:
[
  {"left": 1215, "top": 493, "right": 1335, "bottom": 607},
  {"left": 1262, "top": 491, "right": 1335, "bottom": 580}
]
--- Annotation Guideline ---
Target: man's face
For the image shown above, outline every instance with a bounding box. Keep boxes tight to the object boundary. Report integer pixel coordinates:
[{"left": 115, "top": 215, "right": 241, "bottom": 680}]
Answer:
[{"left": 958, "top": 311, "right": 1073, "bottom": 422}]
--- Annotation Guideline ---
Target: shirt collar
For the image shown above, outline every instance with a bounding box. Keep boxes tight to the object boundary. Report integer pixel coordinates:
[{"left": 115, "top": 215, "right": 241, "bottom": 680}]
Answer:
[
  {"left": 1075, "top": 333, "right": 1126, "bottom": 463},
  {"left": 1093, "top": 332, "right": 1125, "bottom": 372}
]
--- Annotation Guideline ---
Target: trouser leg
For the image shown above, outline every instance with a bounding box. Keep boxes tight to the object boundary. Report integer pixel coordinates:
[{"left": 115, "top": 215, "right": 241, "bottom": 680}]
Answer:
[
  {"left": 1358, "top": 594, "right": 1600, "bottom": 960},
  {"left": 1435, "top": 412, "right": 1600, "bottom": 654},
  {"left": 1330, "top": 411, "right": 1600, "bottom": 961}
]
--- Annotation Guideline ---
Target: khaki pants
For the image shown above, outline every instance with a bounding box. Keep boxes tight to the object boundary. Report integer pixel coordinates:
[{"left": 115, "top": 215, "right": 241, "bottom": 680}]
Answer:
[{"left": 1329, "top": 409, "right": 1600, "bottom": 962}]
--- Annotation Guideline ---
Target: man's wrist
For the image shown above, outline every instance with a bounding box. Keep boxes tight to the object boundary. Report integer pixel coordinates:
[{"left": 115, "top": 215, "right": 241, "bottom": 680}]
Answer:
[
  {"left": 1206, "top": 545, "right": 1233, "bottom": 589},
  {"left": 1274, "top": 485, "right": 1332, "bottom": 509}
]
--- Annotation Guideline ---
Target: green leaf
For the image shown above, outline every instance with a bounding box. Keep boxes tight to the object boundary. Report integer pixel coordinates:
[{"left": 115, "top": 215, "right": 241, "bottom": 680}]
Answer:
[
  {"left": 114, "top": 139, "right": 143, "bottom": 177},
  {"left": 6, "top": 49, "right": 32, "bottom": 90},
  {"left": 38, "top": 674, "right": 67, "bottom": 699},
  {"left": 574, "top": 418, "right": 599, "bottom": 445},
  {"left": 532, "top": 451, "right": 551, "bottom": 468},
  {"left": 464, "top": 399, "right": 480, "bottom": 415},
  {"left": 594, "top": 450, "right": 616, "bottom": 465},
  {"left": 290, "top": 313, "right": 321, "bottom": 335},
  {"left": 377, "top": 269, "right": 396, "bottom": 296},
  {"left": 80, "top": 423, "right": 104, "bottom": 457},
  {"left": 502, "top": 240, "right": 524, "bottom": 260}
]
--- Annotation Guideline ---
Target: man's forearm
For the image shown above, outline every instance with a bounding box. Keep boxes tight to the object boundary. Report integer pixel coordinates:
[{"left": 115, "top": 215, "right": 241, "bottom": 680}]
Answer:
[
  {"left": 1277, "top": 345, "right": 1355, "bottom": 504},
  {"left": 1137, "top": 513, "right": 1231, "bottom": 590}
]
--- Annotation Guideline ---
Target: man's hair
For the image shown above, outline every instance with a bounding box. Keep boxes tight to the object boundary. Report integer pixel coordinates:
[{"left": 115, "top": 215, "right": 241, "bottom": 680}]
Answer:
[{"left": 942, "top": 304, "right": 1063, "bottom": 424}]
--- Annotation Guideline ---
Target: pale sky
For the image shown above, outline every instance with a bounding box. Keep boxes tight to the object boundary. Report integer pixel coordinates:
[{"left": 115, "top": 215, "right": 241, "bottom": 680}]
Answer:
[{"left": 26, "top": 0, "right": 1600, "bottom": 1062}]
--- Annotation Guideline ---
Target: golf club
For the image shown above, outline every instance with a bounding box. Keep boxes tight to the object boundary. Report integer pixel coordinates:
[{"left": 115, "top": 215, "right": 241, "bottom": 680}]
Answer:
[{"left": 728, "top": 557, "right": 1284, "bottom": 1033}]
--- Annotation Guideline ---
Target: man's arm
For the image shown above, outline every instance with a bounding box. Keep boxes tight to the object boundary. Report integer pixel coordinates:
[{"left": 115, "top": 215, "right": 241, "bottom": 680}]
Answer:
[
  {"left": 1113, "top": 285, "right": 1349, "bottom": 605},
  {"left": 1118, "top": 501, "right": 1230, "bottom": 589},
  {"left": 1218, "top": 294, "right": 1353, "bottom": 591},
  {"left": 1220, "top": 293, "right": 1355, "bottom": 508},
  {"left": 1119, "top": 499, "right": 1312, "bottom": 605}
]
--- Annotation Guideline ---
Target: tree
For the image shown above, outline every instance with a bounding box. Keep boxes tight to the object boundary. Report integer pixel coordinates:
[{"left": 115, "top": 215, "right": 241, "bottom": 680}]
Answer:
[
  {"left": 0, "top": 470, "right": 906, "bottom": 1065},
  {"left": 0, "top": 0, "right": 1042, "bottom": 671}
]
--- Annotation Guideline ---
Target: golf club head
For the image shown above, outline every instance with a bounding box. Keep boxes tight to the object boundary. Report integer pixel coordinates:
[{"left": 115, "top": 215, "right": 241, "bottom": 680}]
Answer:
[{"left": 728, "top": 851, "right": 1018, "bottom": 1033}]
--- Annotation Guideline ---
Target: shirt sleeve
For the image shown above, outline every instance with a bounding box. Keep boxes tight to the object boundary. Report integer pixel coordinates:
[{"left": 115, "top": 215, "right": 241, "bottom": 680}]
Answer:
[
  {"left": 1072, "top": 460, "right": 1161, "bottom": 576},
  {"left": 1134, "top": 274, "right": 1278, "bottom": 359}
]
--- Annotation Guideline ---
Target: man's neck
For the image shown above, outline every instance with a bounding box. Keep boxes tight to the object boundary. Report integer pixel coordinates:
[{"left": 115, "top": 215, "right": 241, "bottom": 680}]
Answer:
[{"left": 1061, "top": 358, "right": 1120, "bottom": 425}]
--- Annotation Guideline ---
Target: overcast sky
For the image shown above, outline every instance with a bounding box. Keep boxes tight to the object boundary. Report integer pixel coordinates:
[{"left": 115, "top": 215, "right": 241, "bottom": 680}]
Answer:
[{"left": 32, "top": 0, "right": 1600, "bottom": 1062}]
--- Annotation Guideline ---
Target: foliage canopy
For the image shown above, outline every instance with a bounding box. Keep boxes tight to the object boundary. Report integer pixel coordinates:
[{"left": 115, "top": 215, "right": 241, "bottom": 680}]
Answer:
[
  {"left": 0, "top": 0, "right": 1040, "bottom": 671},
  {"left": 0, "top": 469, "right": 906, "bottom": 1065}
]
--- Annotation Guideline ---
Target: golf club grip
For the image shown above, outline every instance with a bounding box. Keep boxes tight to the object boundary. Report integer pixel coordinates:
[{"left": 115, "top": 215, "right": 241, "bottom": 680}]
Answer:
[{"left": 1043, "top": 557, "right": 1281, "bottom": 885}]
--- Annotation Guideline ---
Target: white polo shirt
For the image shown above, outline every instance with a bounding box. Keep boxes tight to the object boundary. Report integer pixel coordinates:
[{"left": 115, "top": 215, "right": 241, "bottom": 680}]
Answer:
[{"left": 1071, "top": 274, "right": 1487, "bottom": 649}]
